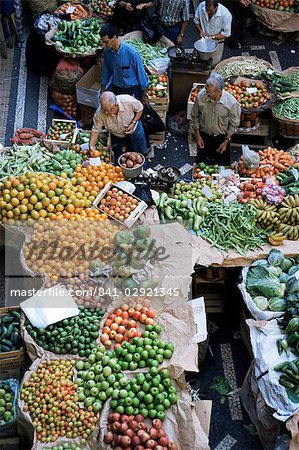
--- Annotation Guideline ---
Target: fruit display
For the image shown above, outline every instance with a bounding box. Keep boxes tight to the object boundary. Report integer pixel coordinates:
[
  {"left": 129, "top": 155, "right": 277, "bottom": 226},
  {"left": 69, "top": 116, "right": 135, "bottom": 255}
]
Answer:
[
  {"left": 91, "top": 145, "right": 111, "bottom": 163},
  {"left": 44, "top": 275, "right": 107, "bottom": 308},
  {"left": 0, "top": 380, "right": 18, "bottom": 426},
  {"left": 100, "top": 303, "right": 155, "bottom": 349},
  {"left": 146, "top": 74, "right": 168, "bottom": 101},
  {"left": 113, "top": 326, "right": 174, "bottom": 371},
  {"left": 25, "top": 306, "right": 104, "bottom": 356},
  {"left": 55, "top": 3, "right": 92, "bottom": 19},
  {"left": 71, "top": 131, "right": 110, "bottom": 162},
  {"left": 276, "top": 167, "right": 299, "bottom": 195},
  {"left": 238, "top": 147, "right": 295, "bottom": 178},
  {"left": 193, "top": 162, "right": 219, "bottom": 179},
  {"left": 120, "top": 152, "right": 144, "bottom": 169},
  {"left": 103, "top": 413, "right": 178, "bottom": 449},
  {"left": 249, "top": 195, "right": 299, "bottom": 241},
  {"left": 41, "top": 444, "right": 87, "bottom": 450},
  {"left": 20, "top": 359, "right": 97, "bottom": 444},
  {"left": 98, "top": 186, "right": 141, "bottom": 222},
  {"left": 238, "top": 177, "right": 285, "bottom": 205},
  {"left": 252, "top": 0, "right": 297, "bottom": 12},
  {"left": 110, "top": 367, "right": 178, "bottom": 421},
  {"left": 224, "top": 79, "right": 272, "bottom": 110},
  {"left": 90, "top": 0, "right": 116, "bottom": 18},
  {"left": 261, "top": 71, "right": 299, "bottom": 94},
  {"left": 274, "top": 359, "right": 299, "bottom": 396},
  {"left": 73, "top": 164, "right": 124, "bottom": 195},
  {"left": 46, "top": 121, "right": 76, "bottom": 143},
  {"left": 189, "top": 84, "right": 203, "bottom": 103},
  {"left": 53, "top": 18, "right": 102, "bottom": 54},
  {"left": 23, "top": 219, "right": 117, "bottom": 280},
  {"left": 0, "top": 309, "right": 21, "bottom": 353},
  {"left": 40, "top": 150, "right": 83, "bottom": 178},
  {"left": 155, "top": 192, "right": 209, "bottom": 233},
  {"left": 11, "top": 128, "right": 45, "bottom": 145}
]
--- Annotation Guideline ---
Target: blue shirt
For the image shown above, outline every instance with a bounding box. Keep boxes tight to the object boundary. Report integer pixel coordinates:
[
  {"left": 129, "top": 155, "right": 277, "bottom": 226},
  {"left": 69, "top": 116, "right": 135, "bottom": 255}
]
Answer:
[{"left": 102, "top": 42, "right": 149, "bottom": 92}]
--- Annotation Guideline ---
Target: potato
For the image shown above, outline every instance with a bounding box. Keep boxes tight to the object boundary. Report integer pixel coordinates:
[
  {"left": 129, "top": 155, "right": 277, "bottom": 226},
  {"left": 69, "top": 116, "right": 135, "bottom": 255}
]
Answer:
[
  {"left": 133, "top": 164, "right": 140, "bottom": 168},
  {"left": 135, "top": 154, "right": 143, "bottom": 164},
  {"left": 126, "top": 160, "right": 134, "bottom": 168},
  {"left": 125, "top": 152, "right": 132, "bottom": 159},
  {"left": 130, "top": 153, "right": 137, "bottom": 162},
  {"left": 120, "top": 156, "right": 127, "bottom": 164}
]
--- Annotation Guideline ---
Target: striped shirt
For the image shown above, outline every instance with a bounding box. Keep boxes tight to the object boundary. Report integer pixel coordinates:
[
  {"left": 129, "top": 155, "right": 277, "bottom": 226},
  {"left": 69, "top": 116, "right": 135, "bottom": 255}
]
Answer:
[{"left": 157, "top": 0, "right": 190, "bottom": 26}]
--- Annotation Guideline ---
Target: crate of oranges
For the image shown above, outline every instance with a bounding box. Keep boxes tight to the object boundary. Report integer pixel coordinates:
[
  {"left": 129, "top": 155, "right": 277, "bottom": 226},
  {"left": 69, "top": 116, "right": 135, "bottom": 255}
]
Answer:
[
  {"left": 146, "top": 74, "right": 169, "bottom": 111},
  {"left": 187, "top": 83, "right": 205, "bottom": 120}
]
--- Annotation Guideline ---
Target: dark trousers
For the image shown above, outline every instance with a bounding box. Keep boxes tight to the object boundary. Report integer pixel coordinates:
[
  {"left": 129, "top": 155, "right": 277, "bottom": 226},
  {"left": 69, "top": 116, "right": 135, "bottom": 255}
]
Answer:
[
  {"left": 111, "top": 84, "right": 143, "bottom": 101},
  {"left": 223, "top": 0, "right": 245, "bottom": 47},
  {"left": 196, "top": 132, "right": 230, "bottom": 165},
  {"left": 111, "top": 121, "right": 148, "bottom": 165}
]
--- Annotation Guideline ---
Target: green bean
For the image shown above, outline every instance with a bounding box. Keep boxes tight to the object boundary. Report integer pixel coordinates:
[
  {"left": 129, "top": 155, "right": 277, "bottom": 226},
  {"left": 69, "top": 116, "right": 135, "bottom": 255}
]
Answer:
[
  {"left": 125, "top": 39, "right": 168, "bottom": 66},
  {"left": 285, "top": 70, "right": 299, "bottom": 88},
  {"left": 218, "top": 59, "right": 271, "bottom": 78},
  {"left": 201, "top": 201, "right": 266, "bottom": 255},
  {"left": 272, "top": 98, "right": 299, "bottom": 121}
]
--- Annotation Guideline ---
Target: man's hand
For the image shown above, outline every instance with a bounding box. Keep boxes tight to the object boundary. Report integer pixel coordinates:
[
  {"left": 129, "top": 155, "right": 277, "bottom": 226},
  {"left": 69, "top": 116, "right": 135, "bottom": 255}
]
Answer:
[
  {"left": 176, "top": 35, "right": 184, "bottom": 45},
  {"left": 125, "top": 122, "right": 137, "bottom": 135},
  {"left": 125, "top": 2, "right": 134, "bottom": 11},
  {"left": 240, "top": 0, "right": 250, "bottom": 6},
  {"left": 217, "top": 140, "right": 228, "bottom": 154},
  {"left": 136, "top": 3, "right": 146, "bottom": 9},
  {"left": 196, "top": 135, "right": 204, "bottom": 148},
  {"left": 200, "top": 31, "right": 206, "bottom": 38}
]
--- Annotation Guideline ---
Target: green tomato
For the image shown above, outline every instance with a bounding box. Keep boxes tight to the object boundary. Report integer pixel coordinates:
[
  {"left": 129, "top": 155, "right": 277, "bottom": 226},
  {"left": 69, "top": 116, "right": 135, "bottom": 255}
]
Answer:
[
  {"left": 156, "top": 354, "right": 163, "bottom": 364},
  {"left": 119, "top": 377, "right": 130, "bottom": 387},
  {"left": 101, "top": 381, "right": 109, "bottom": 391},
  {"left": 112, "top": 389, "right": 119, "bottom": 399},
  {"left": 107, "top": 374, "right": 116, "bottom": 385},
  {"left": 84, "top": 396, "right": 95, "bottom": 407},
  {"left": 145, "top": 325, "right": 153, "bottom": 332},
  {"left": 132, "top": 397, "right": 140, "bottom": 407},
  {"left": 103, "top": 366, "right": 112, "bottom": 377},
  {"left": 136, "top": 373, "right": 145, "bottom": 385},
  {"left": 156, "top": 404, "right": 165, "bottom": 412},
  {"left": 168, "top": 386, "right": 176, "bottom": 394},
  {"left": 142, "top": 331, "right": 150, "bottom": 338},
  {"left": 110, "top": 399, "right": 118, "bottom": 410},
  {"left": 137, "top": 391, "right": 145, "bottom": 400},
  {"left": 98, "top": 391, "right": 107, "bottom": 402},
  {"left": 90, "top": 387, "right": 99, "bottom": 397},
  {"left": 144, "top": 394, "right": 153, "bottom": 404},
  {"left": 121, "top": 361, "right": 129, "bottom": 371},
  {"left": 76, "top": 361, "right": 84, "bottom": 371},
  {"left": 113, "top": 382, "right": 120, "bottom": 390},
  {"left": 124, "top": 397, "right": 133, "bottom": 406},
  {"left": 125, "top": 406, "right": 134, "bottom": 415},
  {"left": 106, "top": 387, "right": 113, "bottom": 397},
  {"left": 160, "top": 369, "right": 170, "bottom": 379},
  {"left": 142, "top": 382, "right": 151, "bottom": 393},
  {"left": 129, "top": 361, "right": 138, "bottom": 371},
  {"left": 150, "top": 367, "right": 159, "bottom": 376},
  {"left": 133, "top": 353, "right": 141, "bottom": 362},
  {"left": 141, "top": 350, "right": 149, "bottom": 360},
  {"left": 163, "top": 350, "right": 173, "bottom": 359},
  {"left": 150, "top": 387, "right": 159, "bottom": 396},
  {"left": 119, "top": 389, "right": 128, "bottom": 399}
]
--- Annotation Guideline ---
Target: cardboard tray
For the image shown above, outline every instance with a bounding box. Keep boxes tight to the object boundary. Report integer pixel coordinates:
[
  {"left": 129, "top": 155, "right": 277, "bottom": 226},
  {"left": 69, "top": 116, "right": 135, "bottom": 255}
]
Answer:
[
  {"left": 76, "top": 65, "right": 102, "bottom": 109},
  {"left": 93, "top": 181, "right": 147, "bottom": 228},
  {"left": 187, "top": 83, "right": 205, "bottom": 120},
  {"left": 43, "top": 119, "right": 78, "bottom": 147}
]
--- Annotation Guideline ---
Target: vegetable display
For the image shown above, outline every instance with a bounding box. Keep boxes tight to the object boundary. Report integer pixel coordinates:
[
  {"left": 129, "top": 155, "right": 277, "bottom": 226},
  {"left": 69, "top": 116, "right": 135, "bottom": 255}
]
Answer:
[
  {"left": 120, "top": 152, "right": 144, "bottom": 169},
  {"left": 156, "top": 192, "right": 209, "bottom": 233},
  {"left": 189, "top": 85, "right": 202, "bottom": 103},
  {"left": 47, "top": 121, "right": 76, "bottom": 143},
  {"left": 55, "top": 3, "right": 92, "bottom": 20},
  {"left": 41, "top": 150, "right": 83, "bottom": 178},
  {"left": 90, "top": 0, "right": 115, "bottom": 18},
  {"left": 224, "top": 79, "right": 272, "bottom": 110},
  {"left": 53, "top": 18, "right": 102, "bottom": 54},
  {"left": 0, "top": 381, "right": 17, "bottom": 425},
  {"left": 274, "top": 359, "right": 299, "bottom": 396},
  {"left": 200, "top": 201, "right": 266, "bottom": 254},
  {"left": 285, "top": 70, "right": 299, "bottom": 89},
  {"left": 25, "top": 306, "right": 104, "bottom": 356},
  {"left": 238, "top": 147, "right": 295, "bottom": 178},
  {"left": 193, "top": 162, "right": 219, "bottom": 178},
  {"left": 146, "top": 74, "right": 168, "bottom": 100},
  {"left": 238, "top": 177, "right": 285, "bottom": 205},
  {"left": 217, "top": 58, "right": 272, "bottom": 78},
  {"left": 104, "top": 413, "right": 178, "bottom": 449},
  {"left": 173, "top": 180, "right": 221, "bottom": 201},
  {"left": 125, "top": 39, "right": 168, "bottom": 66},
  {"left": 246, "top": 249, "right": 298, "bottom": 313},
  {"left": 0, "top": 309, "right": 21, "bottom": 353},
  {"left": 11, "top": 128, "right": 45, "bottom": 145},
  {"left": 20, "top": 359, "right": 97, "bottom": 444},
  {"left": 249, "top": 195, "right": 299, "bottom": 241},
  {"left": 98, "top": 186, "right": 140, "bottom": 221},
  {"left": 276, "top": 167, "right": 299, "bottom": 195},
  {"left": 272, "top": 98, "right": 299, "bottom": 121},
  {"left": 261, "top": 71, "right": 299, "bottom": 94}
]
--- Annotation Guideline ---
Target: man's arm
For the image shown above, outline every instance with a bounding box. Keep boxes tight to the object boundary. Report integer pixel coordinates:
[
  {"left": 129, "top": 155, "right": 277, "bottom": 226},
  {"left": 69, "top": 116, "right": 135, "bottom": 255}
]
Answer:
[
  {"left": 89, "top": 111, "right": 104, "bottom": 152},
  {"left": 193, "top": 5, "right": 205, "bottom": 37},
  {"left": 125, "top": 107, "right": 144, "bottom": 134},
  {"left": 191, "top": 99, "right": 204, "bottom": 148},
  {"left": 101, "top": 51, "right": 112, "bottom": 90},
  {"left": 177, "top": 21, "right": 189, "bottom": 45}
]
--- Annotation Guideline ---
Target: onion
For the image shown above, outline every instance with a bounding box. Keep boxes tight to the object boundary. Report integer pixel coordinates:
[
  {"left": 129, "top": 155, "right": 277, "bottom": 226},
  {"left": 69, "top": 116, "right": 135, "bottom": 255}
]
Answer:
[
  {"left": 136, "top": 414, "right": 145, "bottom": 423},
  {"left": 125, "top": 428, "right": 135, "bottom": 439},
  {"left": 119, "top": 423, "right": 129, "bottom": 433},
  {"left": 111, "top": 421, "right": 120, "bottom": 432},
  {"left": 140, "top": 431, "right": 150, "bottom": 443},
  {"left": 121, "top": 415, "right": 129, "bottom": 423},
  {"left": 129, "top": 420, "right": 139, "bottom": 431},
  {"left": 157, "top": 430, "right": 166, "bottom": 438}
]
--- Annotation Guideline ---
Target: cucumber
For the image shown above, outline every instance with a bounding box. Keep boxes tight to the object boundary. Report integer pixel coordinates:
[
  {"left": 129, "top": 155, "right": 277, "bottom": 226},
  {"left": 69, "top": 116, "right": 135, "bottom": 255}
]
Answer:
[
  {"left": 6, "top": 324, "right": 14, "bottom": 338},
  {"left": 11, "top": 331, "right": 20, "bottom": 346},
  {"left": 1, "top": 316, "right": 14, "bottom": 323},
  {"left": 1, "top": 339, "right": 12, "bottom": 348},
  {"left": 0, "top": 326, "right": 8, "bottom": 340},
  {"left": 10, "top": 310, "right": 20, "bottom": 320},
  {"left": 1, "top": 344, "right": 11, "bottom": 352}
]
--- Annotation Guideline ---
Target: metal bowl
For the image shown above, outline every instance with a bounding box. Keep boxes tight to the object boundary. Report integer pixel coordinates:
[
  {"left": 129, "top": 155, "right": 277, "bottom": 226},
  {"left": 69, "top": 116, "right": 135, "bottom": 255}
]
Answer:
[{"left": 194, "top": 38, "right": 218, "bottom": 61}]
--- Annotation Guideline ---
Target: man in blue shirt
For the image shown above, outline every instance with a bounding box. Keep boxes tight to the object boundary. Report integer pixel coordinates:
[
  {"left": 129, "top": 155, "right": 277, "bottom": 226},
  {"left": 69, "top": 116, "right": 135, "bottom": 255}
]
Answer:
[{"left": 100, "top": 24, "right": 149, "bottom": 102}]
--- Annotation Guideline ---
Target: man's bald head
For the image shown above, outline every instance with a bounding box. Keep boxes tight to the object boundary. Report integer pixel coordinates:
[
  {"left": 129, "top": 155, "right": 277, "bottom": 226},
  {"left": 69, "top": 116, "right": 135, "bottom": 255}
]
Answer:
[{"left": 100, "top": 91, "right": 118, "bottom": 115}]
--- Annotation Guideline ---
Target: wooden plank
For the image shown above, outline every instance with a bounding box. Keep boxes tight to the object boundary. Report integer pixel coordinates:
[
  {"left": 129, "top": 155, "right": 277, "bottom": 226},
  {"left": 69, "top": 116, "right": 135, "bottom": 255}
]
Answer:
[{"left": 269, "top": 51, "right": 282, "bottom": 72}]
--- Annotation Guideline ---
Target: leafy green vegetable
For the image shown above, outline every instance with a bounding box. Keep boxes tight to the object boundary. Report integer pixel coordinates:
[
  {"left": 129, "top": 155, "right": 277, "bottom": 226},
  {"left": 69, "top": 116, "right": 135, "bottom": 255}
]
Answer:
[
  {"left": 279, "top": 257, "right": 294, "bottom": 273},
  {"left": 268, "top": 266, "right": 282, "bottom": 278},
  {"left": 210, "top": 376, "right": 231, "bottom": 396},
  {"left": 279, "top": 273, "right": 289, "bottom": 283},
  {"left": 267, "top": 249, "right": 284, "bottom": 267},
  {"left": 246, "top": 265, "right": 285, "bottom": 299},
  {"left": 288, "top": 265, "right": 299, "bottom": 276},
  {"left": 286, "top": 276, "right": 299, "bottom": 294},
  {"left": 268, "top": 297, "right": 286, "bottom": 312},
  {"left": 253, "top": 296, "right": 269, "bottom": 311}
]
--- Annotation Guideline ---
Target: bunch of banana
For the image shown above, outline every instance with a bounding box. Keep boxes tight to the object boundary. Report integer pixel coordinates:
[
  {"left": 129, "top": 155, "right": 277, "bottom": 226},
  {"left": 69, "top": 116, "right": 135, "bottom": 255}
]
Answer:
[
  {"left": 278, "top": 195, "right": 299, "bottom": 226},
  {"left": 249, "top": 199, "right": 279, "bottom": 230},
  {"left": 276, "top": 223, "right": 299, "bottom": 240},
  {"left": 267, "top": 232, "right": 286, "bottom": 246}
]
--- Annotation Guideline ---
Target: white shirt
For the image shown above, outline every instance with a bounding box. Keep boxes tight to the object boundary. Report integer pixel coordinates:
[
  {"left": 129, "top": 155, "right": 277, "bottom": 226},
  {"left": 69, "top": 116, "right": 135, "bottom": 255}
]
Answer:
[{"left": 194, "top": 2, "right": 232, "bottom": 37}]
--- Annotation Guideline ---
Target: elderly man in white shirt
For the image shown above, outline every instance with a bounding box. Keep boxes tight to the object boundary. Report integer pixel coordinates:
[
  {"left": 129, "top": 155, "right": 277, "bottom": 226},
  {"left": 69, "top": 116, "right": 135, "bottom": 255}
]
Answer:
[{"left": 194, "top": 0, "right": 232, "bottom": 67}]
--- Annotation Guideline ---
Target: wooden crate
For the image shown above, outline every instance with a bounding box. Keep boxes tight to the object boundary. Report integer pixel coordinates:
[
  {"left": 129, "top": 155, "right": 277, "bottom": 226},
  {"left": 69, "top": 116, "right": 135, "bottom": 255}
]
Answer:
[
  {"left": 0, "top": 435, "right": 20, "bottom": 449},
  {"left": 0, "top": 307, "right": 25, "bottom": 379},
  {"left": 149, "top": 110, "right": 167, "bottom": 145},
  {"left": 193, "top": 276, "right": 225, "bottom": 314}
]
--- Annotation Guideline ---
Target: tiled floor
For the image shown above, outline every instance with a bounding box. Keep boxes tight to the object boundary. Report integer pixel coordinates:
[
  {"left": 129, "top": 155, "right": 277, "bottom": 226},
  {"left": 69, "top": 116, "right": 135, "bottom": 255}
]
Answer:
[{"left": 0, "top": 47, "right": 14, "bottom": 143}]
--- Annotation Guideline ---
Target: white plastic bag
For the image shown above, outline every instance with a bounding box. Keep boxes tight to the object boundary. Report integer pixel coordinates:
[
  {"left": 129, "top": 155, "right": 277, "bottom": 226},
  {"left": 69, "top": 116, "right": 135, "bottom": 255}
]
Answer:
[
  {"left": 147, "top": 57, "right": 170, "bottom": 74},
  {"left": 242, "top": 144, "right": 260, "bottom": 170}
]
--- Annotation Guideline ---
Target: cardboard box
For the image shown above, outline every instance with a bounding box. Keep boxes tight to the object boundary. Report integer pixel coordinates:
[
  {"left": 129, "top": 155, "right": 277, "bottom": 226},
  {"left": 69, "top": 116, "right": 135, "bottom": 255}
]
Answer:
[
  {"left": 93, "top": 182, "right": 148, "bottom": 228},
  {"left": 187, "top": 83, "right": 205, "bottom": 120},
  {"left": 76, "top": 65, "right": 102, "bottom": 109},
  {"left": 44, "top": 119, "right": 77, "bottom": 148}
]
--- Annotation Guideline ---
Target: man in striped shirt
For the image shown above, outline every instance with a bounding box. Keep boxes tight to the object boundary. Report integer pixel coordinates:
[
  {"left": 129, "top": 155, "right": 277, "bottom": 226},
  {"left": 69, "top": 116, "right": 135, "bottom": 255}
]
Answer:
[{"left": 156, "top": 0, "right": 190, "bottom": 45}]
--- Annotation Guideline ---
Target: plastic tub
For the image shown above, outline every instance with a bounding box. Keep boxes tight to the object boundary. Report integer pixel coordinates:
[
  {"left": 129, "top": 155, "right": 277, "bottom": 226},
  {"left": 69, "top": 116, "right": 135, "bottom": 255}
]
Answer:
[{"left": 118, "top": 153, "right": 145, "bottom": 178}]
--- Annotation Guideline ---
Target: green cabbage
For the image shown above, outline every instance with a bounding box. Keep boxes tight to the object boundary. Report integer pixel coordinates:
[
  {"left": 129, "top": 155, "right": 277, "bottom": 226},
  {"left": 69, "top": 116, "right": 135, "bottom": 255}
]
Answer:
[
  {"left": 253, "top": 296, "right": 269, "bottom": 311},
  {"left": 268, "top": 266, "right": 282, "bottom": 278},
  {"left": 267, "top": 249, "right": 284, "bottom": 266},
  {"left": 279, "top": 273, "right": 289, "bottom": 283},
  {"left": 287, "top": 293, "right": 299, "bottom": 304},
  {"left": 286, "top": 276, "right": 299, "bottom": 294},
  {"left": 252, "top": 259, "right": 268, "bottom": 266},
  {"left": 288, "top": 265, "right": 299, "bottom": 276},
  {"left": 279, "top": 257, "right": 294, "bottom": 273},
  {"left": 268, "top": 297, "right": 286, "bottom": 312},
  {"left": 246, "top": 265, "right": 285, "bottom": 299}
]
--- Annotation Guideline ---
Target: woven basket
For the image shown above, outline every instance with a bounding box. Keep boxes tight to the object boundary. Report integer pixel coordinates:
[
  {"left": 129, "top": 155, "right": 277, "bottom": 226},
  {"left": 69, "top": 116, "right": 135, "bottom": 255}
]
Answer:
[
  {"left": 215, "top": 56, "right": 274, "bottom": 77},
  {"left": 272, "top": 110, "right": 299, "bottom": 139}
]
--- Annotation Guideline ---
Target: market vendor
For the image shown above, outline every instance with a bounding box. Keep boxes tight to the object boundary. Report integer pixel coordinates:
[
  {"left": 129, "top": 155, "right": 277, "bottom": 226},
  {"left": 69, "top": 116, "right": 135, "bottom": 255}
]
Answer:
[
  {"left": 191, "top": 72, "right": 241, "bottom": 165},
  {"left": 194, "top": 0, "right": 232, "bottom": 67},
  {"left": 156, "top": 0, "right": 190, "bottom": 45},
  {"left": 89, "top": 92, "right": 148, "bottom": 163},
  {"left": 112, "top": 0, "right": 155, "bottom": 35},
  {"left": 100, "top": 24, "right": 149, "bottom": 102}
]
